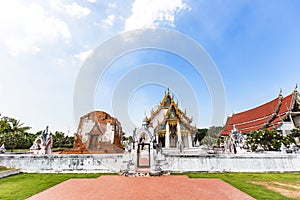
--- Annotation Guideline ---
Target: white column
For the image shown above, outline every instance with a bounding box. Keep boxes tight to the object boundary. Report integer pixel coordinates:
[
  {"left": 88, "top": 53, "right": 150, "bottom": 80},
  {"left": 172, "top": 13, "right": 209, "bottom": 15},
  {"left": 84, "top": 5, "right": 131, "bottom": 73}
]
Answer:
[
  {"left": 188, "top": 134, "right": 192, "bottom": 148},
  {"left": 177, "top": 121, "right": 182, "bottom": 148},
  {"left": 165, "top": 122, "right": 170, "bottom": 148},
  {"left": 177, "top": 121, "right": 182, "bottom": 143}
]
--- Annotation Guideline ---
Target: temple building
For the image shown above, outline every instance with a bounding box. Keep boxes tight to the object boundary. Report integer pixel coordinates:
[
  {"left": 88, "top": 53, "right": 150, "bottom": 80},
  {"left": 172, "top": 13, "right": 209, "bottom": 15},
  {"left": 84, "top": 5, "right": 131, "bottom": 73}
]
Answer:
[
  {"left": 62, "top": 111, "right": 123, "bottom": 154},
  {"left": 146, "top": 89, "right": 196, "bottom": 148},
  {"left": 219, "top": 87, "right": 300, "bottom": 137}
]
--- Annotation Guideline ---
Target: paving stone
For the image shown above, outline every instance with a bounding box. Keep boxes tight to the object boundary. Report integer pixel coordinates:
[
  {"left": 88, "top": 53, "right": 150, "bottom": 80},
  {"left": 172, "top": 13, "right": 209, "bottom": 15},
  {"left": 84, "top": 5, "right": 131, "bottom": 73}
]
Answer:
[{"left": 27, "top": 175, "right": 255, "bottom": 200}]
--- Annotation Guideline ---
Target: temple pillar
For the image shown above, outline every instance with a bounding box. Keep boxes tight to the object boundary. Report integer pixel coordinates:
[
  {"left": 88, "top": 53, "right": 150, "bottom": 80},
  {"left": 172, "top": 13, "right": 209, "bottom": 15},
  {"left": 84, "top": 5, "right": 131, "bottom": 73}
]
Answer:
[
  {"left": 165, "top": 122, "right": 170, "bottom": 148},
  {"left": 188, "top": 134, "right": 192, "bottom": 148},
  {"left": 177, "top": 121, "right": 182, "bottom": 147}
]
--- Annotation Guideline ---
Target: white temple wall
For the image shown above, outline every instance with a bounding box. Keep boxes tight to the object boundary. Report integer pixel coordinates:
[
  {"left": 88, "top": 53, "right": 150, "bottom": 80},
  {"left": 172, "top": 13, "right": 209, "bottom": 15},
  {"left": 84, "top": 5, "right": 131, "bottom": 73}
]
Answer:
[
  {"left": 163, "top": 154, "right": 300, "bottom": 172},
  {"left": 1, "top": 154, "right": 299, "bottom": 173}
]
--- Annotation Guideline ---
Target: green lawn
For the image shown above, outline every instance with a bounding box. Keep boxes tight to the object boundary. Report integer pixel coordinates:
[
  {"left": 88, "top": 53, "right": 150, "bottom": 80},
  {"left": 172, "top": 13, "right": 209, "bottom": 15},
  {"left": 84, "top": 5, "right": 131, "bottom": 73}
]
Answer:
[
  {"left": 0, "top": 173, "right": 104, "bottom": 200},
  {"left": 181, "top": 173, "right": 300, "bottom": 200}
]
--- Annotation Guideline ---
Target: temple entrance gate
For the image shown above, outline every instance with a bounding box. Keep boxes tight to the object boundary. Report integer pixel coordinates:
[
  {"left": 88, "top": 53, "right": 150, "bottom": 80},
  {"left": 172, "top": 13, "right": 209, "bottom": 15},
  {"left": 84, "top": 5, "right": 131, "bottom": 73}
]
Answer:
[{"left": 137, "top": 143, "right": 150, "bottom": 168}]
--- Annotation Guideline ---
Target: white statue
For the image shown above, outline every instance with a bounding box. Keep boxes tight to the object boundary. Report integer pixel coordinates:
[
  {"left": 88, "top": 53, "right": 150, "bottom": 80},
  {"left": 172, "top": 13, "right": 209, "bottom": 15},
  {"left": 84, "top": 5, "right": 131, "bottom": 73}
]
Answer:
[
  {"left": 0, "top": 144, "right": 5, "bottom": 153},
  {"left": 30, "top": 126, "right": 53, "bottom": 155}
]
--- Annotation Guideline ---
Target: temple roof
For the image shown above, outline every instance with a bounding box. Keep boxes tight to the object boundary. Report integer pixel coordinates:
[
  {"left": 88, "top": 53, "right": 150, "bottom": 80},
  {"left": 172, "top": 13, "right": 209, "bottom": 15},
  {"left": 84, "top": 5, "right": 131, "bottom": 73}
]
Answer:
[
  {"left": 219, "top": 88, "right": 299, "bottom": 136},
  {"left": 146, "top": 89, "right": 192, "bottom": 124}
]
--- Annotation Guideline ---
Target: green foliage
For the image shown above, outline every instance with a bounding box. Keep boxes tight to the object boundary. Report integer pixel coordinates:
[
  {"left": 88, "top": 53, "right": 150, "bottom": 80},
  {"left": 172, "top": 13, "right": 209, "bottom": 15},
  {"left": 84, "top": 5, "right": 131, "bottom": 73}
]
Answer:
[
  {"left": 247, "top": 129, "right": 300, "bottom": 151},
  {"left": 121, "top": 132, "right": 133, "bottom": 142},
  {"left": 0, "top": 116, "right": 74, "bottom": 151},
  {"left": 207, "top": 126, "right": 223, "bottom": 138},
  {"left": 282, "top": 128, "right": 300, "bottom": 148},
  {"left": 0, "top": 116, "right": 31, "bottom": 152},
  {"left": 193, "top": 128, "right": 208, "bottom": 143},
  {"left": 247, "top": 129, "right": 282, "bottom": 151},
  {"left": 0, "top": 173, "right": 103, "bottom": 199},
  {"left": 52, "top": 131, "right": 74, "bottom": 148},
  {"left": 202, "top": 126, "right": 223, "bottom": 147},
  {"left": 183, "top": 173, "right": 299, "bottom": 200}
]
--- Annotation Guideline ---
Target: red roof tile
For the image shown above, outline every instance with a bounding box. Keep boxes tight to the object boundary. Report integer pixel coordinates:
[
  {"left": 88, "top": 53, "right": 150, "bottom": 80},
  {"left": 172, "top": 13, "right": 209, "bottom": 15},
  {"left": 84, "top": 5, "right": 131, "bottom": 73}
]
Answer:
[{"left": 219, "top": 90, "right": 297, "bottom": 136}]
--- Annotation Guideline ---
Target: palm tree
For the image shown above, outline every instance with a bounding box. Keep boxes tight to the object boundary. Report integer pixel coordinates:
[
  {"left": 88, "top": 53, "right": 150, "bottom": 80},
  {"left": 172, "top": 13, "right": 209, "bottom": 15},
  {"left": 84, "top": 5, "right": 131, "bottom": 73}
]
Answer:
[{"left": 7, "top": 118, "right": 31, "bottom": 152}]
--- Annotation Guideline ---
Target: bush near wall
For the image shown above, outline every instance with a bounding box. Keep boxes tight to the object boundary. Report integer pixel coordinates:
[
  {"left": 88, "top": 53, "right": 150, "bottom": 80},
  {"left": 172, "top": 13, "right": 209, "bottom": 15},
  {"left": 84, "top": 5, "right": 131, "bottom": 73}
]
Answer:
[{"left": 247, "top": 129, "right": 300, "bottom": 151}]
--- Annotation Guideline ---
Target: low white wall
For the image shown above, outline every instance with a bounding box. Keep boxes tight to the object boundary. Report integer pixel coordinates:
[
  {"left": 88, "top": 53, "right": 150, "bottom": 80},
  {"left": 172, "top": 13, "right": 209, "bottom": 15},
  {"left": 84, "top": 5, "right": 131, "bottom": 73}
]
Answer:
[
  {"left": 0, "top": 154, "right": 129, "bottom": 173},
  {"left": 0, "top": 153, "right": 299, "bottom": 173},
  {"left": 163, "top": 154, "right": 300, "bottom": 172}
]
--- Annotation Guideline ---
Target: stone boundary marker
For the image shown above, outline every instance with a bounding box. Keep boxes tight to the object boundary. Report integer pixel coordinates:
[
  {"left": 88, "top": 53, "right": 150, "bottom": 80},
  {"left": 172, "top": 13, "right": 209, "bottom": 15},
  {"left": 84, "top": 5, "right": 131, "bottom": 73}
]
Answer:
[{"left": 0, "top": 169, "right": 21, "bottom": 178}]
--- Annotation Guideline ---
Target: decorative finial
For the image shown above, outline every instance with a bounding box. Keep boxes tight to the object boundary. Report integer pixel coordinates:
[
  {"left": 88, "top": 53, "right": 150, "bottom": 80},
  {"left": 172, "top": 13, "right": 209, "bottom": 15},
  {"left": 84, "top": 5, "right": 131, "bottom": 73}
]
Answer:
[
  {"left": 295, "top": 83, "right": 298, "bottom": 91},
  {"left": 279, "top": 88, "right": 283, "bottom": 96}
]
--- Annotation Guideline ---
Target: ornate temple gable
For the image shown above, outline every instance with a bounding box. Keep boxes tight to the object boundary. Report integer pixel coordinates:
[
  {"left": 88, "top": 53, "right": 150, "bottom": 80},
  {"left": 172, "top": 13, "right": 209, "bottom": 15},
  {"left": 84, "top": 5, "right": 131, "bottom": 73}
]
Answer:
[
  {"left": 160, "top": 89, "right": 175, "bottom": 108},
  {"left": 147, "top": 89, "right": 177, "bottom": 124},
  {"left": 165, "top": 102, "right": 181, "bottom": 120}
]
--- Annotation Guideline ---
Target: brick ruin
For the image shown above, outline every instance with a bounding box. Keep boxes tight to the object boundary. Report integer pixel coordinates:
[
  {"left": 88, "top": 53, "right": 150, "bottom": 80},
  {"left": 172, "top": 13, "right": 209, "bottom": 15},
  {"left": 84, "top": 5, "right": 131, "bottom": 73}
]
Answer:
[{"left": 62, "top": 111, "right": 124, "bottom": 154}]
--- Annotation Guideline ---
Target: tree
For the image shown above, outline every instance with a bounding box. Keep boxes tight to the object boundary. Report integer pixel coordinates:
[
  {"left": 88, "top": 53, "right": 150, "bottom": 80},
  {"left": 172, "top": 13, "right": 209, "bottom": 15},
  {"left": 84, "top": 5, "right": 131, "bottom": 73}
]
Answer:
[
  {"left": 52, "top": 131, "right": 74, "bottom": 148},
  {"left": 202, "top": 126, "right": 223, "bottom": 147},
  {"left": 247, "top": 129, "right": 282, "bottom": 151},
  {"left": 0, "top": 117, "right": 31, "bottom": 152},
  {"left": 193, "top": 128, "right": 208, "bottom": 144}
]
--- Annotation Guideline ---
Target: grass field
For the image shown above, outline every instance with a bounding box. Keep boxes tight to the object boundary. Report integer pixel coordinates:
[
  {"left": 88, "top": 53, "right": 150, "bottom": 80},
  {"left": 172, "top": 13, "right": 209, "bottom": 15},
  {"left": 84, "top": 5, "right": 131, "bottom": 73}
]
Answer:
[
  {"left": 0, "top": 173, "right": 299, "bottom": 200},
  {"left": 183, "top": 173, "right": 300, "bottom": 200}
]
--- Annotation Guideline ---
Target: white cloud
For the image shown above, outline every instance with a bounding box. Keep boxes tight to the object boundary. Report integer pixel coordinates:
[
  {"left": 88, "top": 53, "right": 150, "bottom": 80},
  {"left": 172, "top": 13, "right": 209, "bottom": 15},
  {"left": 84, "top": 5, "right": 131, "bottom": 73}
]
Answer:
[
  {"left": 124, "top": 0, "right": 190, "bottom": 31},
  {"left": 0, "top": 1, "right": 71, "bottom": 56},
  {"left": 65, "top": 2, "right": 91, "bottom": 18},
  {"left": 74, "top": 49, "right": 93, "bottom": 61},
  {"left": 108, "top": 2, "right": 117, "bottom": 9},
  {"left": 50, "top": 1, "right": 91, "bottom": 18},
  {"left": 88, "top": 0, "right": 96, "bottom": 3},
  {"left": 102, "top": 14, "right": 116, "bottom": 28}
]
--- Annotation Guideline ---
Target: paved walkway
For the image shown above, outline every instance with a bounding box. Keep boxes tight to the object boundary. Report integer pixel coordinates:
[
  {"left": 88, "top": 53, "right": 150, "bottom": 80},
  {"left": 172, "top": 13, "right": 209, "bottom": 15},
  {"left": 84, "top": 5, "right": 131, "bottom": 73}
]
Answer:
[{"left": 28, "top": 175, "right": 255, "bottom": 200}]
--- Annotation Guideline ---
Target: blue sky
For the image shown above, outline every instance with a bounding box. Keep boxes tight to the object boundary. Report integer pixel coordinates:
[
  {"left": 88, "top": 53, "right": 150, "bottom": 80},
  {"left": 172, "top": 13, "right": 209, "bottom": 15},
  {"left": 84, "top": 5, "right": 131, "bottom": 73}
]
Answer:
[{"left": 0, "top": 0, "right": 299, "bottom": 135}]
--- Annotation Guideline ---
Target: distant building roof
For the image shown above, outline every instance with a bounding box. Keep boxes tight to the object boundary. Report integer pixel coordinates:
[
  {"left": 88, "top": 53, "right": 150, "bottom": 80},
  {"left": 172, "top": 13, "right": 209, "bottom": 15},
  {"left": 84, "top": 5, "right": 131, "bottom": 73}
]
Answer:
[{"left": 219, "top": 88, "right": 299, "bottom": 136}]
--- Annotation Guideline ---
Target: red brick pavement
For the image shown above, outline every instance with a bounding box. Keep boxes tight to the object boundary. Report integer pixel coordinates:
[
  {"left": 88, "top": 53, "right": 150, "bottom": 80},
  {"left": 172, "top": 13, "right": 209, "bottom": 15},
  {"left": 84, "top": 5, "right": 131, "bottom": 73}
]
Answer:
[{"left": 27, "top": 175, "right": 255, "bottom": 200}]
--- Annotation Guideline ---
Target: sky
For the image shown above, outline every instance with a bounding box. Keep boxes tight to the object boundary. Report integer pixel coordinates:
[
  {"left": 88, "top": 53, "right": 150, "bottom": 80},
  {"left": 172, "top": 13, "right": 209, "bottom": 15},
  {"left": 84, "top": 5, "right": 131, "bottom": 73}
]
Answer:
[{"left": 0, "top": 0, "right": 299, "bottom": 135}]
